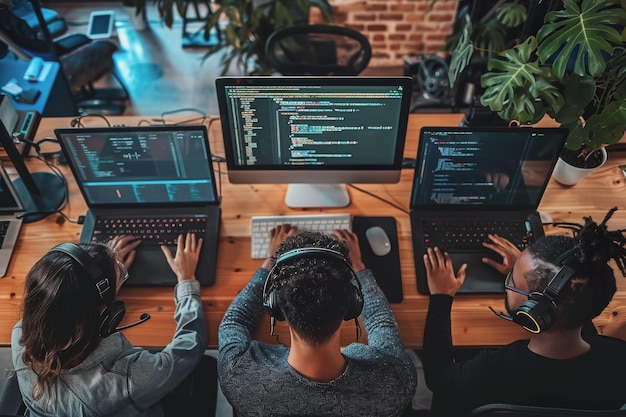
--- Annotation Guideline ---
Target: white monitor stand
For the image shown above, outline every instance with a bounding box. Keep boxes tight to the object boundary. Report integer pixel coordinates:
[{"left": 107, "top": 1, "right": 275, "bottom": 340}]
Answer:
[{"left": 285, "top": 184, "right": 350, "bottom": 208}]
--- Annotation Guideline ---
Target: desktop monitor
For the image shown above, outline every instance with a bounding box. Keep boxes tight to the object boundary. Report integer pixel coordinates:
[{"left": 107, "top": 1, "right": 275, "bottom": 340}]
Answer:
[
  {"left": 215, "top": 76, "right": 413, "bottom": 208},
  {"left": 0, "top": 116, "right": 65, "bottom": 223}
]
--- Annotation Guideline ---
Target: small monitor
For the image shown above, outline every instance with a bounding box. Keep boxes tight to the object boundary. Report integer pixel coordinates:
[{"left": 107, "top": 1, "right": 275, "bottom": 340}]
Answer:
[
  {"left": 215, "top": 76, "right": 413, "bottom": 207},
  {"left": 87, "top": 11, "right": 115, "bottom": 39}
]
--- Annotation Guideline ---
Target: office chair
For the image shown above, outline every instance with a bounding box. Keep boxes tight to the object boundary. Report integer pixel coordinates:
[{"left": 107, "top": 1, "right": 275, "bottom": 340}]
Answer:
[
  {"left": 265, "top": 24, "right": 372, "bottom": 76},
  {"left": 0, "top": 373, "right": 25, "bottom": 416},
  {"left": 468, "top": 403, "right": 626, "bottom": 416},
  {"left": 0, "top": 0, "right": 128, "bottom": 115}
]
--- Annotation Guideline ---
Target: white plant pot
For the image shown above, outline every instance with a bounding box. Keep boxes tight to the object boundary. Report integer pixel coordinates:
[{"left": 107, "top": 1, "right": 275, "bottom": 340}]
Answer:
[
  {"left": 551, "top": 148, "right": 608, "bottom": 186},
  {"left": 124, "top": 6, "right": 147, "bottom": 31}
]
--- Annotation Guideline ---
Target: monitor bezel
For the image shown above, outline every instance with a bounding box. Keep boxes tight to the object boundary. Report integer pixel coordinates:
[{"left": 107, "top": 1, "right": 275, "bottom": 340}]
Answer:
[{"left": 215, "top": 76, "right": 414, "bottom": 185}]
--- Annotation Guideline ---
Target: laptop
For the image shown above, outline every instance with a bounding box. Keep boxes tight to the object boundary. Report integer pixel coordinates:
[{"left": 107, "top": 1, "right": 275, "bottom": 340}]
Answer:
[
  {"left": 410, "top": 126, "right": 568, "bottom": 294},
  {"left": 0, "top": 94, "right": 40, "bottom": 156},
  {"left": 55, "top": 125, "right": 221, "bottom": 287},
  {"left": 0, "top": 161, "right": 24, "bottom": 277}
]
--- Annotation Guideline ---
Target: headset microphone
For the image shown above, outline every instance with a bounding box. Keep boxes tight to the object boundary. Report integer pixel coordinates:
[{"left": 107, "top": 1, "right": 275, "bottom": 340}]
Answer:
[
  {"left": 115, "top": 313, "right": 151, "bottom": 331},
  {"left": 488, "top": 306, "right": 513, "bottom": 322}
]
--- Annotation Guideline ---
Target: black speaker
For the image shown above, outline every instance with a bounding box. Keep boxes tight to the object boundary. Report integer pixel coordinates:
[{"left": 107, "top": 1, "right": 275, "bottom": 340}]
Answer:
[
  {"left": 263, "top": 247, "right": 364, "bottom": 322},
  {"left": 49, "top": 243, "right": 126, "bottom": 338}
]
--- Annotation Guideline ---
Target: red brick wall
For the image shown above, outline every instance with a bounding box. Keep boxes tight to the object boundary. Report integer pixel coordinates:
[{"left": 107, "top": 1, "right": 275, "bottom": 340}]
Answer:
[{"left": 311, "top": 0, "right": 459, "bottom": 67}]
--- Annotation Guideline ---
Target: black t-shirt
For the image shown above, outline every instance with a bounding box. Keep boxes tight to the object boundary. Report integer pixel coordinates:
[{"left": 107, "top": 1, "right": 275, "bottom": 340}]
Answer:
[{"left": 423, "top": 294, "right": 626, "bottom": 416}]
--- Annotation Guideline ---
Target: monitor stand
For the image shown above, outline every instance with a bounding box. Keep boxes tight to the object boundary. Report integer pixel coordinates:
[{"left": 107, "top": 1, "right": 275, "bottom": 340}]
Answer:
[
  {"left": 285, "top": 184, "right": 350, "bottom": 208},
  {"left": 13, "top": 172, "right": 66, "bottom": 223}
]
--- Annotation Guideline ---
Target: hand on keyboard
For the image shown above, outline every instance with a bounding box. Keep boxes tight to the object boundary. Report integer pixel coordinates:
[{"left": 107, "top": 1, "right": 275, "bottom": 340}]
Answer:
[
  {"left": 161, "top": 233, "right": 203, "bottom": 283},
  {"left": 481, "top": 234, "right": 521, "bottom": 275},
  {"left": 251, "top": 213, "right": 351, "bottom": 259},
  {"left": 261, "top": 224, "right": 299, "bottom": 269},
  {"left": 108, "top": 235, "right": 141, "bottom": 271}
]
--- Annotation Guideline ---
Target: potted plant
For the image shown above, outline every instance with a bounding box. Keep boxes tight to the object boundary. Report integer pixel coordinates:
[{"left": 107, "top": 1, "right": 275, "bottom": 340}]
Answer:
[
  {"left": 448, "top": 0, "right": 626, "bottom": 185},
  {"left": 134, "top": 0, "right": 333, "bottom": 75},
  {"left": 122, "top": 0, "right": 148, "bottom": 31}
]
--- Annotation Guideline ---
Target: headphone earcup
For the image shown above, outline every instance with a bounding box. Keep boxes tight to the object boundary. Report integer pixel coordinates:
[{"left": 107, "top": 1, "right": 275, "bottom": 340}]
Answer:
[
  {"left": 344, "top": 281, "right": 364, "bottom": 321},
  {"left": 513, "top": 294, "right": 554, "bottom": 334},
  {"left": 263, "top": 289, "right": 285, "bottom": 322},
  {"left": 99, "top": 300, "right": 126, "bottom": 338}
]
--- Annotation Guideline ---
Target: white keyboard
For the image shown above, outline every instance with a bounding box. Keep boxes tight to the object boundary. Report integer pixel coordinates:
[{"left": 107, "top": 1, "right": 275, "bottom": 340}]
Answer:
[{"left": 251, "top": 213, "right": 352, "bottom": 259}]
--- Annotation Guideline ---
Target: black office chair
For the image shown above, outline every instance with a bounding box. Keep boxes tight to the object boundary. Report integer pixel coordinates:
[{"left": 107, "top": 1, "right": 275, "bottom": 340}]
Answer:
[
  {"left": 468, "top": 403, "right": 626, "bottom": 416},
  {"left": 265, "top": 24, "right": 372, "bottom": 76},
  {"left": 0, "top": 0, "right": 128, "bottom": 115},
  {"left": 0, "top": 373, "right": 25, "bottom": 416}
]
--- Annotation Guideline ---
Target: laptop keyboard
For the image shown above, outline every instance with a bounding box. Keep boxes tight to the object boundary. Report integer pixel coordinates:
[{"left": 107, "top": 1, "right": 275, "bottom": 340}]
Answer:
[
  {"left": 0, "top": 221, "right": 9, "bottom": 247},
  {"left": 251, "top": 213, "right": 351, "bottom": 259},
  {"left": 92, "top": 215, "right": 208, "bottom": 246},
  {"left": 422, "top": 219, "right": 528, "bottom": 251}
]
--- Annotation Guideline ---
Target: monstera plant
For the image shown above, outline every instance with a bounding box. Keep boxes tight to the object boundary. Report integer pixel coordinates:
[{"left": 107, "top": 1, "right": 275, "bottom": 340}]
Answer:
[
  {"left": 448, "top": 0, "right": 626, "bottom": 170},
  {"left": 135, "top": 0, "right": 333, "bottom": 75}
]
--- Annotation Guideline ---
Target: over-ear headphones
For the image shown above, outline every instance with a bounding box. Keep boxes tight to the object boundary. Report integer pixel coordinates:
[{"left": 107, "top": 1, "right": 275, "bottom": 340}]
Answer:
[
  {"left": 508, "top": 246, "right": 580, "bottom": 334},
  {"left": 49, "top": 243, "right": 126, "bottom": 338},
  {"left": 262, "top": 247, "right": 364, "bottom": 324}
]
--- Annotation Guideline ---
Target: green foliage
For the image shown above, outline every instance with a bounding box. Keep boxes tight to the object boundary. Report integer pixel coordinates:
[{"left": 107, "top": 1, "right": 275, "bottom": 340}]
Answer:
[
  {"left": 495, "top": 2, "right": 527, "bottom": 28},
  {"left": 140, "top": 0, "right": 333, "bottom": 75},
  {"left": 449, "top": 0, "right": 626, "bottom": 153}
]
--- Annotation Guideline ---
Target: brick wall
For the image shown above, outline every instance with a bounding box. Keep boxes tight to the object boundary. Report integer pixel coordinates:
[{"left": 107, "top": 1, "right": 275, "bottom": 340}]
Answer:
[{"left": 311, "top": 0, "right": 459, "bottom": 67}]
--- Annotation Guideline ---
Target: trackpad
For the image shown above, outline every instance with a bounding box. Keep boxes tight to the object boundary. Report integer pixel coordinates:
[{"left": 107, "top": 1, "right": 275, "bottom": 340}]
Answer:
[
  {"left": 451, "top": 252, "right": 505, "bottom": 294},
  {"left": 127, "top": 246, "right": 177, "bottom": 286}
]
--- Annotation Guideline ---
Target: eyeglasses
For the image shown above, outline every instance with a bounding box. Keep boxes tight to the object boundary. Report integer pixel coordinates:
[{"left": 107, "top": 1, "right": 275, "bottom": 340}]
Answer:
[
  {"left": 116, "top": 260, "right": 129, "bottom": 291},
  {"left": 504, "top": 271, "right": 529, "bottom": 297}
]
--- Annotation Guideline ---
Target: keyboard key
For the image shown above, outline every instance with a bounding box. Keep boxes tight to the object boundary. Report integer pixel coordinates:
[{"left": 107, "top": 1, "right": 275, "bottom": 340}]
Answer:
[
  {"left": 251, "top": 214, "right": 351, "bottom": 259},
  {"left": 422, "top": 219, "right": 527, "bottom": 251},
  {"left": 92, "top": 215, "right": 208, "bottom": 246}
]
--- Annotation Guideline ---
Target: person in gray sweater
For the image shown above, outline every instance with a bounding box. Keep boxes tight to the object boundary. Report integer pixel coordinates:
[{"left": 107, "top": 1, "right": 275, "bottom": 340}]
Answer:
[{"left": 218, "top": 225, "right": 416, "bottom": 416}]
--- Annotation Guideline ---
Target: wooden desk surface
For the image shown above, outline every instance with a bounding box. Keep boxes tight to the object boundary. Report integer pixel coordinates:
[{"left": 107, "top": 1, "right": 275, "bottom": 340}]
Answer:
[{"left": 1, "top": 113, "right": 625, "bottom": 348}]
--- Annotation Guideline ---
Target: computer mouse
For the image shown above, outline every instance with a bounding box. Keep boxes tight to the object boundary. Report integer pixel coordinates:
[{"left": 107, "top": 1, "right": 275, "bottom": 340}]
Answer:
[{"left": 365, "top": 226, "right": 392, "bottom": 257}]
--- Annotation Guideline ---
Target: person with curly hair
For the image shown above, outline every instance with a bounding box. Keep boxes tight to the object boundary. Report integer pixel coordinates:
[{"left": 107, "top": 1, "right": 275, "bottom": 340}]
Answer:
[
  {"left": 422, "top": 208, "right": 626, "bottom": 416},
  {"left": 218, "top": 225, "right": 416, "bottom": 416}
]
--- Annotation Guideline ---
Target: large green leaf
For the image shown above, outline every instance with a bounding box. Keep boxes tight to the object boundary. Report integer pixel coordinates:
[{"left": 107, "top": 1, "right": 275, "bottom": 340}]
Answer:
[
  {"left": 537, "top": 0, "right": 626, "bottom": 79},
  {"left": 495, "top": 2, "right": 527, "bottom": 28},
  {"left": 448, "top": 22, "right": 474, "bottom": 88},
  {"left": 480, "top": 37, "right": 555, "bottom": 123}
]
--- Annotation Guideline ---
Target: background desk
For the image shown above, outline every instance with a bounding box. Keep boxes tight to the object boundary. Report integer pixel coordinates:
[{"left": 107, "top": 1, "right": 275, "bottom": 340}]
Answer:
[
  {"left": 0, "top": 60, "right": 76, "bottom": 116},
  {"left": 1, "top": 113, "right": 625, "bottom": 348}
]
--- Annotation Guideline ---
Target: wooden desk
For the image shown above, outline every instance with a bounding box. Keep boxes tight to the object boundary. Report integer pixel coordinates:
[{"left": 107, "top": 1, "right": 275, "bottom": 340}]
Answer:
[{"left": 1, "top": 114, "right": 625, "bottom": 348}]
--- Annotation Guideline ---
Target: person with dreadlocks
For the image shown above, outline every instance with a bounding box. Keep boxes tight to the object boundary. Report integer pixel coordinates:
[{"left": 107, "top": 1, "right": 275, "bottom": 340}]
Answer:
[{"left": 421, "top": 207, "right": 626, "bottom": 416}]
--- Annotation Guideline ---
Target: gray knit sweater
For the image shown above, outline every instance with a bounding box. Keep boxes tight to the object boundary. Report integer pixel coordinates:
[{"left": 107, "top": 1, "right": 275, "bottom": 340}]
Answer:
[{"left": 218, "top": 268, "right": 416, "bottom": 417}]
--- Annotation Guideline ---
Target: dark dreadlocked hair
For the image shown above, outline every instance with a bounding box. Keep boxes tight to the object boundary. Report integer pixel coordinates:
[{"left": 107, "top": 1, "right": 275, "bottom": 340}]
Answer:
[
  {"left": 268, "top": 232, "right": 355, "bottom": 345},
  {"left": 525, "top": 207, "right": 626, "bottom": 330}
]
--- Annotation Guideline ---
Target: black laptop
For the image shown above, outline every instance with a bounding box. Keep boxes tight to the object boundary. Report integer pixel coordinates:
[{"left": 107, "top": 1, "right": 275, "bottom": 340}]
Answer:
[
  {"left": 410, "top": 126, "right": 568, "bottom": 294},
  {"left": 0, "top": 161, "right": 24, "bottom": 277},
  {"left": 55, "top": 125, "right": 221, "bottom": 287}
]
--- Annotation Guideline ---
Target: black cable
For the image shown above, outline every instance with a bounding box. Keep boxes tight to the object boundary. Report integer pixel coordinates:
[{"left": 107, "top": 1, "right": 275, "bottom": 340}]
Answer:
[
  {"left": 347, "top": 184, "right": 410, "bottom": 215},
  {"left": 70, "top": 113, "right": 112, "bottom": 128}
]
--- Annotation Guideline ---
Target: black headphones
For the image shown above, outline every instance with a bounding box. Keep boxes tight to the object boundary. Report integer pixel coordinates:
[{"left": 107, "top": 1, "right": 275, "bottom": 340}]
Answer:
[
  {"left": 49, "top": 243, "right": 126, "bottom": 338},
  {"left": 508, "top": 246, "right": 580, "bottom": 334},
  {"left": 262, "top": 247, "right": 364, "bottom": 323}
]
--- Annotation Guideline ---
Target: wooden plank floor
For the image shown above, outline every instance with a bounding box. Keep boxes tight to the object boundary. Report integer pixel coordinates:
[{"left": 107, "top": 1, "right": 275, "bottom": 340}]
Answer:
[{"left": 43, "top": 2, "right": 404, "bottom": 116}]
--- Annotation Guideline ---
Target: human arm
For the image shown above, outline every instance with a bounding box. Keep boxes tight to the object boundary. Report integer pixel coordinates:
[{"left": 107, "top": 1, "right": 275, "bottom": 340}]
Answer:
[
  {"left": 218, "top": 225, "right": 297, "bottom": 372},
  {"left": 128, "top": 234, "right": 207, "bottom": 409},
  {"left": 331, "top": 230, "right": 406, "bottom": 358},
  {"left": 422, "top": 247, "right": 465, "bottom": 391},
  {"left": 481, "top": 234, "right": 521, "bottom": 274}
]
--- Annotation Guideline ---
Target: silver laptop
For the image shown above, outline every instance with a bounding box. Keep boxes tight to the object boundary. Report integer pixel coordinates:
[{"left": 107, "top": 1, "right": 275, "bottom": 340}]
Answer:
[{"left": 0, "top": 161, "right": 24, "bottom": 277}]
